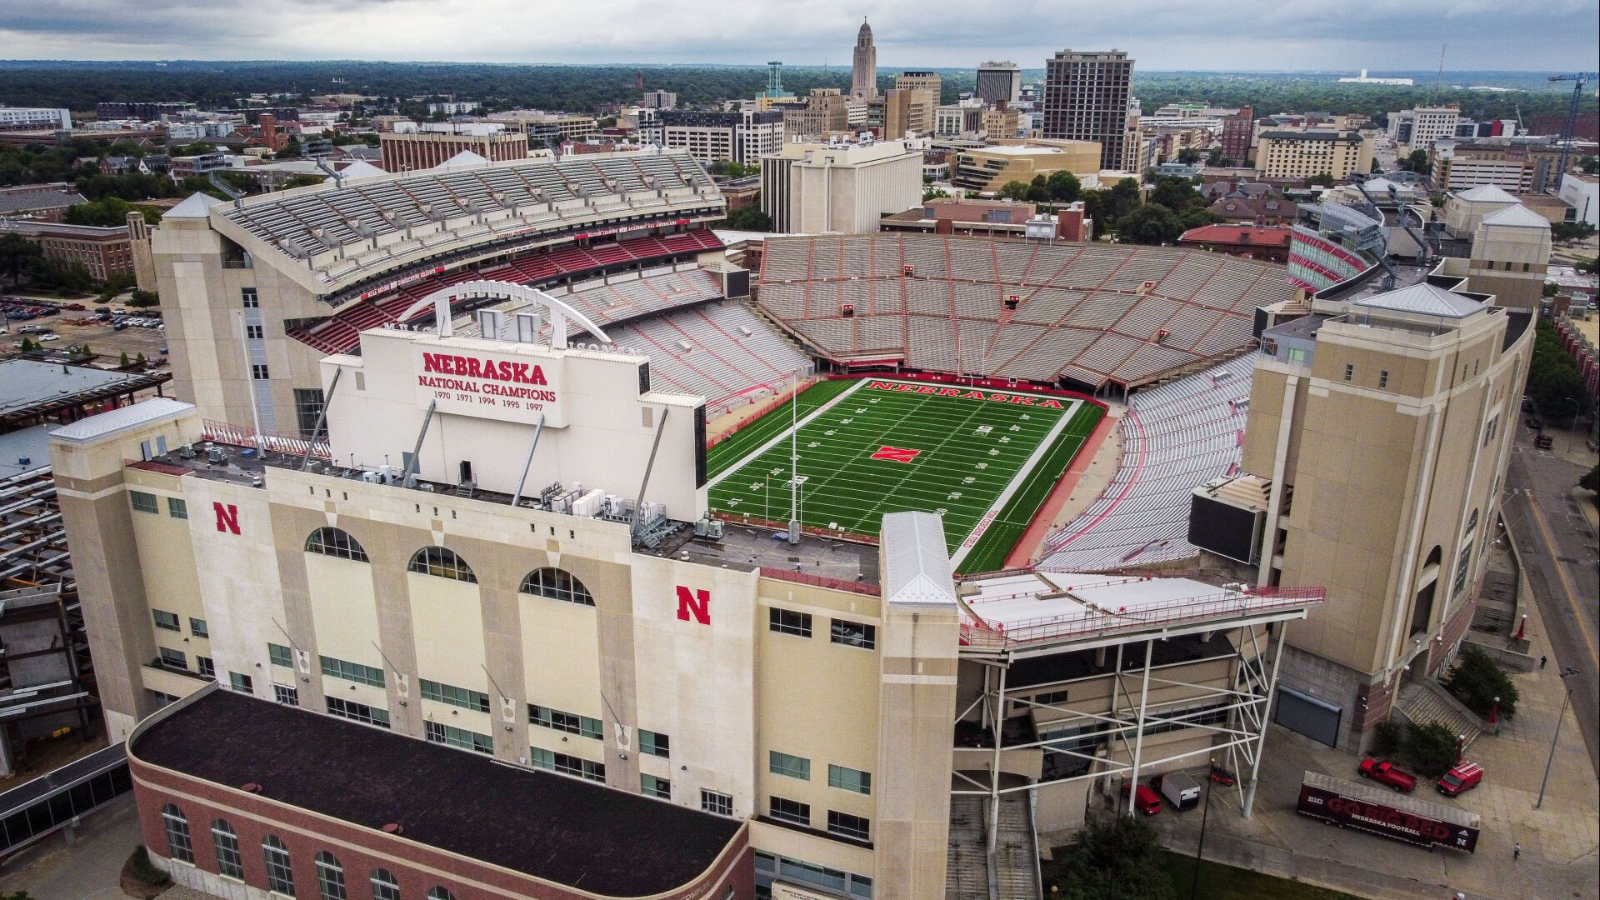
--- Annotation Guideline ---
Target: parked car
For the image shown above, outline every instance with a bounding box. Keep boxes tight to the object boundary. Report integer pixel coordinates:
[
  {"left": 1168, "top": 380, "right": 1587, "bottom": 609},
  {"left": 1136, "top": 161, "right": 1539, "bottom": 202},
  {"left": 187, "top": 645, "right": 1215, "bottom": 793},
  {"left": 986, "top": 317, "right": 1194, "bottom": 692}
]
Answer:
[
  {"left": 1535, "top": 434, "right": 1554, "bottom": 451},
  {"left": 1437, "top": 762, "right": 1484, "bottom": 797},
  {"left": 1358, "top": 758, "right": 1417, "bottom": 793},
  {"left": 63, "top": 303, "right": 86, "bottom": 311},
  {"left": 39, "top": 334, "right": 59, "bottom": 342},
  {"left": 1120, "top": 781, "right": 1162, "bottom": 815}
]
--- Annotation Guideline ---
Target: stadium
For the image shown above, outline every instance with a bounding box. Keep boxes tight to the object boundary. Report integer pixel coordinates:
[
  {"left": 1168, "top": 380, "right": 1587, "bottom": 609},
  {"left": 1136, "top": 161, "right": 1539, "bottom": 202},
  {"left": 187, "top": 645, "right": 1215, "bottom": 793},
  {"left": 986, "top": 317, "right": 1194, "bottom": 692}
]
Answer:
[{"left": 71, "top": 150, "right": 1335, "bottom": 900}]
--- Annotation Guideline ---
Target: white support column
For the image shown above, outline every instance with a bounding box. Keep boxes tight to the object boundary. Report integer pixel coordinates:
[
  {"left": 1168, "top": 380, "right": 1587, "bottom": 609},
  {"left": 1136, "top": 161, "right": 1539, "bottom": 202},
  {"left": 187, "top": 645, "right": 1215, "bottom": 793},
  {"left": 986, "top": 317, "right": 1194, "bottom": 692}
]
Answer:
[
  {"left": 1243, "top": 621, "right": 1288, "bottom": 818},
  {"left": 1125, "top": 638, "right": 1154, "bottom": 817},
  {"left": 987, "top": 661, "right": 1007, "bottom": 856}
]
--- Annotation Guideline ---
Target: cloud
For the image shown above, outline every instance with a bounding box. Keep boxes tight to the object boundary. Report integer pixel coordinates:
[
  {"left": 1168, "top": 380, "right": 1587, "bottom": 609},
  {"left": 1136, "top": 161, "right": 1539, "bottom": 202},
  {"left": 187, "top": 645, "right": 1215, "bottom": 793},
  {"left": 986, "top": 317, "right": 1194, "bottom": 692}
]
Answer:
[{"left": 1, "top": 0, "right": 1595, "bottom": 70}]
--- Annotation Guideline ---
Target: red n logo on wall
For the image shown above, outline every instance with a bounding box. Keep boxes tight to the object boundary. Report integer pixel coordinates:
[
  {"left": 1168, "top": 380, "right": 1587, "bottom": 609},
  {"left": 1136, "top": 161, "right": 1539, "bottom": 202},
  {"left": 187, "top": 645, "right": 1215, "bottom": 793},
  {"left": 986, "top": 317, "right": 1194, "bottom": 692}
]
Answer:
[
  {"left": 676, "top": 586, "right": 710, "bottom": 625},
  {"left": 213, "top": 502, "right": 240, "bottom": 535}
]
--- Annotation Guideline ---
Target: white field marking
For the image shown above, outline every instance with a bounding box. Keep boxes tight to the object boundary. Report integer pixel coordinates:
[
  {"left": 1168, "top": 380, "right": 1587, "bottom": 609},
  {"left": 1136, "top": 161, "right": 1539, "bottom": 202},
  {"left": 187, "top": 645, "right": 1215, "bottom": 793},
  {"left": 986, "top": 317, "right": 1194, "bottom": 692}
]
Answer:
[
  {"left": 948, "top": 398, "right": 1083, "bottom": 569},
  {"left": 704, "top": 378, "right": 869, "bottom": 490}
]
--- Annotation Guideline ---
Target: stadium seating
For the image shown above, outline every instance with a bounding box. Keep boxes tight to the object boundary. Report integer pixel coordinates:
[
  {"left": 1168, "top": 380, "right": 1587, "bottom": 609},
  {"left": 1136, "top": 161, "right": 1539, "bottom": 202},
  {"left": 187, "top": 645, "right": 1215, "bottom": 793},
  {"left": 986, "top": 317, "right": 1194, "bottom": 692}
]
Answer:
[
  {"left": 286, "top": 230, "right": 725, "bottom": 355},
  {"left": 1037, "top": 352, "right": 1258, "bottom": 571},
  {"left": 758, "top": 234, "right": 1295, "bottom": 390},
  {"left": 609, "top": 303, "right": 813, "bottom": 416}
]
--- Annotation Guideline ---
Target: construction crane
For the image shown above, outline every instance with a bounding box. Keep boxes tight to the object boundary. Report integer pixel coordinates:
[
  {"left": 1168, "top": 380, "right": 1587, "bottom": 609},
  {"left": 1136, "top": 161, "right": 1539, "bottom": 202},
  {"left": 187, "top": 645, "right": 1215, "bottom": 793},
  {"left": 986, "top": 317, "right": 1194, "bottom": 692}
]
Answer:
[{"left": 1548, "top": 73, "right": 1598, "bottom": 190}]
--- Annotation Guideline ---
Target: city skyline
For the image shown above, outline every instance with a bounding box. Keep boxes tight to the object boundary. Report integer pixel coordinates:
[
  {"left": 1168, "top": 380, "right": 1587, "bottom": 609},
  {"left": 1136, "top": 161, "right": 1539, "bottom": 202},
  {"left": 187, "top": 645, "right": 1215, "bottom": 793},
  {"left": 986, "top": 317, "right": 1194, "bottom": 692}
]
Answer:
[{"left": 3, "top": 0, "right": 1596, "bottom": 71}]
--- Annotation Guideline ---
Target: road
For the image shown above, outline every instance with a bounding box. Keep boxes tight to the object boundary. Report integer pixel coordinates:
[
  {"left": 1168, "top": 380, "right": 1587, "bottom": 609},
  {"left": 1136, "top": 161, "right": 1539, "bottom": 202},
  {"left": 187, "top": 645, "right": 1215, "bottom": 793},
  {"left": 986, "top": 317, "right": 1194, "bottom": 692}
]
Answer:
[{"left": 1503, "top": 426, "right": 1599, "bottom": 775}]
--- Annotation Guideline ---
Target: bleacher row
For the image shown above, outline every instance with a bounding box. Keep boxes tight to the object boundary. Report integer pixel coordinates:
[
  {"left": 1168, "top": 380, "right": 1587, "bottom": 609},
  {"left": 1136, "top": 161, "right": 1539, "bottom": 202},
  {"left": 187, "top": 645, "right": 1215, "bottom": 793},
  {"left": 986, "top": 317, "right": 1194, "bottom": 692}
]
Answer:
[
  {"left": 1036, "top": 352, "right": 1258, "bottom": 572},
  {"left": 287, "top": 230, "right": 725, "bottom": 354},
  {"left": 220, "top": 151, "right": 714, "bottom": 259},
  {"left": 759, "top": 234, "right": 1292, "bottom": 389},
  {"left": 608, "top": 303, "right": 812, "bottom": 417}
]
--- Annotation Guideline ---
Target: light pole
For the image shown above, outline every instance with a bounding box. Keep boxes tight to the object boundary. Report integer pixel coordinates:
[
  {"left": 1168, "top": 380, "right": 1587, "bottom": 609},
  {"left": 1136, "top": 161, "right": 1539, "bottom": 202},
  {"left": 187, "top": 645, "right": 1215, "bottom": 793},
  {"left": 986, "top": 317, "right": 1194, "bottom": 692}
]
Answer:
[
  {"left": 1190, "top": 758, "right": 1214, "bottom": 900},
  {"left": 1536, "top": 667, "right": 1581, "bottom": 809},
  {"left": 1563, "top": 397, "right": 1580, "bottom": 452}
]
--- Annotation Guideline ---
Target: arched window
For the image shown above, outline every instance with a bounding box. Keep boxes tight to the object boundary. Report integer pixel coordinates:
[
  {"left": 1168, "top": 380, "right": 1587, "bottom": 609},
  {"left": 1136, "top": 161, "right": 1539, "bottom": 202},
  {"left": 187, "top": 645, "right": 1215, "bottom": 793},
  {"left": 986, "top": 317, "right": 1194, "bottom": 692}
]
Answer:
[
  {"left": 263, "top": 835, "right": 296, "bottom": 896},
  {"left": 315, "top": 851, "right": 347, "bottom": 900},
  {"left": 520, "top": 567, "right": 594, "bottom": 606},
  {"left": 408, "top": 546, "right": 476, "bottom": 583},
  {"left": 161, "top": 803, "right": 194, "bottom": 864},
  {"left": 369, "top": 869, "right": 401, "bottom": 900},
  {"left": 1424, "top": 545, "right": 1442, "bottom": 568},
  {"left": 305, "top": 527, "right": 369, "bottom": 562},
  {"left": 212, "top": 819, "right": 244, "bottom": 879},
  {"left": 427, "top": 888, "right": 458, "bottom": 900}
]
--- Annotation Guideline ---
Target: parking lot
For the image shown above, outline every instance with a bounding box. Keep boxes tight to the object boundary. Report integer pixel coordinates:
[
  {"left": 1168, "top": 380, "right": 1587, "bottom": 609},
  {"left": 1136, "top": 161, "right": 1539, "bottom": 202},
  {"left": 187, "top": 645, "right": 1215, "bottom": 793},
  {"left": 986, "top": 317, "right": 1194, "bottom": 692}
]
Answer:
[{"left": 2, "top": 297, "right": 172, "bottom": 367}]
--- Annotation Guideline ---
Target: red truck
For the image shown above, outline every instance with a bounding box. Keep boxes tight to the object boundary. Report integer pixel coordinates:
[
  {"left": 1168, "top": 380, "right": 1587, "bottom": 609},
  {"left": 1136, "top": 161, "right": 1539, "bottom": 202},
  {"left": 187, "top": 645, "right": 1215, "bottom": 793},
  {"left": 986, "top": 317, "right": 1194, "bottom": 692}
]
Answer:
[
  {"left": 1359, "top": 758, "right": 1417, "bottom": 793},
  {"left": 1437, "top": 762, "right": 1484, "bottom": 797},
  {"left": 1298, "top": 771, "right": 1480, "bottom": 853}
]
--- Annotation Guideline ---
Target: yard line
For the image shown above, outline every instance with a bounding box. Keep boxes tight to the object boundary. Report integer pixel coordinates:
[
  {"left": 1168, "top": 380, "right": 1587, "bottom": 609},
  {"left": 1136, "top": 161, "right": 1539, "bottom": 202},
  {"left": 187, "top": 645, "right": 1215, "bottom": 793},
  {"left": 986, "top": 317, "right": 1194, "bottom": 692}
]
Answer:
[
  {"left": 704, "top": 378, "right": 870, "bottom": 489},
  {"left": 948, "top": 399, "right": 1082, "bottom": 569}
]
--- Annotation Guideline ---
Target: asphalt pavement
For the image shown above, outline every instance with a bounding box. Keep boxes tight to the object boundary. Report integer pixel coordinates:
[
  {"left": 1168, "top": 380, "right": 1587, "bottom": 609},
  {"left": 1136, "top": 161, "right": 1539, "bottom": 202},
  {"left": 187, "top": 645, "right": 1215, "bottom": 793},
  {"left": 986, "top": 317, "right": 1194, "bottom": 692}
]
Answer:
[{"left": 1503, "top": 424, "right": 1599, "bottom": 775}]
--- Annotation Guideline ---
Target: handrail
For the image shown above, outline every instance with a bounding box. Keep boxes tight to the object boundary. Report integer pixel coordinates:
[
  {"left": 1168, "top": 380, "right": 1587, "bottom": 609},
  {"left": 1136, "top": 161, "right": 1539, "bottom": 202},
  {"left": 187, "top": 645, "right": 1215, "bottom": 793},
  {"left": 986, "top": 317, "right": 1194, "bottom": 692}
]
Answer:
[{"left": 960, "top": 587, "right": 1325, "bottom": 648}]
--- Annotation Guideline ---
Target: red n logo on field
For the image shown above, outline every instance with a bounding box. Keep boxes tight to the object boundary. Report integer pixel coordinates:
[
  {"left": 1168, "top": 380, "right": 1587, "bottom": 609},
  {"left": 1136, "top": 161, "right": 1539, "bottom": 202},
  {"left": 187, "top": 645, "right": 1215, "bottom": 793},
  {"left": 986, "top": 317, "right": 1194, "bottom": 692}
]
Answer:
[
  {"left": 870, "top": 445, "right": 921, "bottom": 463},
  {"left": 676, "top": 586, "right": 710, "bottom": 625},
  {"left": 213, "top": 502, "right": 240, "bottom": 535}
]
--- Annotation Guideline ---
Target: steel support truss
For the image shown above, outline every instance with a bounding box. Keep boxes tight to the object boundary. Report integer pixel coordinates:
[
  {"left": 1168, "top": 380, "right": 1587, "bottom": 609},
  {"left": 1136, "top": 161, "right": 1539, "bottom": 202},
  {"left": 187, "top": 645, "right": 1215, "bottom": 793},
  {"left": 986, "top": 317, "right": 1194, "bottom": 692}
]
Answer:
[{"left": 953, "top": 615, "right": 1294, "bottom": 832}]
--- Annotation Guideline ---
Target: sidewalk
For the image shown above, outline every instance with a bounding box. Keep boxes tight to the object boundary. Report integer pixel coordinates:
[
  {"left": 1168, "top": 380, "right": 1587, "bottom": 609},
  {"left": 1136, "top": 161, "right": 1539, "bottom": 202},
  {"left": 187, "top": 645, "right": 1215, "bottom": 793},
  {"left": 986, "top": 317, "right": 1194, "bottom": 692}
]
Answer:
[{"left": 1151, "top": 587, "right": 1600, "bottom": 900}]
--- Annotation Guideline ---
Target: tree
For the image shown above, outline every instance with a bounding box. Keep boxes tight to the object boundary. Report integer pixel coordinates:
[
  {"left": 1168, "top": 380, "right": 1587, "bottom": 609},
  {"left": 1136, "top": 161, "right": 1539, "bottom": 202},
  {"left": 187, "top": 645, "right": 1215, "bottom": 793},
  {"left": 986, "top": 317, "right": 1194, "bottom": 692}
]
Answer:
[
  {"left": 1543, "top": 281, "right": 1561, "bottom": 297},
  {"left": 274, "top": 136, "right": 303, "bottom": 159},
  {"left": 127, "top": 289, "right": 160, "bottom": 307},
  {"left": 1580, "top": 465, "right": 1598, "bottom": 493},
  {"left": 1050, "top": 815, "right": 1176, "bottom": 900},
  {"left": 722, "top": 204, "right": 772, "bottom": 232},
  {"left": 1304, "top": 173, "right": 1336, "bottom": 188},
  {"left": 1551, "top": 221, "right": 1597, "bottom": 242},
  {"left": 1441, "top": 644, "right": 1519, "bottom": 721},
  {"left": 1026, "top": 174, "right": 1051, "bottom": 203},
  {"left": 1117, "top": 204, "right": 1184, "bottom": 245},
  {"left": 1175, "top": 146, "right": 1201, "bottom": 165},
  {"left": 1179, "top": 208, "right": 1224, "bottom": 230},
  {"left": 1046, "top": 169, "right": 1080, "bottom": 203},
  {"left": 1106, "top": 178, "right": 1143, "bottom": 221},
  {"left": 997, "top": 180, "right": 1031, "bottom": 202},
  {"left": 922, "top": 187, "right": 949, "bottom": 203},
  {"left": 1148, "top": 176, "right": 1208, "bottom": 217},
  {"left": 64, "top": 197, "right": 159, "bottom": 227},
  {"left": 1404, "top": 721, "right": 1464, "bottom": 778},
  {"left": 0, "top": 232, "right": 43, "bottom": 284},
  {"left": 1399, "top": 149, "right": 1431, "bottom": 174},
  {"left": 1578, "top": 155, "right": 1598, "bottom": 175},
  {"left": 1205, "top": 148, "right": 1228, "bottom": 167}
]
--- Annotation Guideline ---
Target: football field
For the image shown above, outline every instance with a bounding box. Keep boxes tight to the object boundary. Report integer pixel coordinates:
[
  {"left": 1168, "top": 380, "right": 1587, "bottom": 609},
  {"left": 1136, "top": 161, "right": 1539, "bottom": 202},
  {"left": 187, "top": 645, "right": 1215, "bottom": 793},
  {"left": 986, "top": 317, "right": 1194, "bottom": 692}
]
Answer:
[{"left": 706, "top": 378, "right": 1103, "bottom": 574}]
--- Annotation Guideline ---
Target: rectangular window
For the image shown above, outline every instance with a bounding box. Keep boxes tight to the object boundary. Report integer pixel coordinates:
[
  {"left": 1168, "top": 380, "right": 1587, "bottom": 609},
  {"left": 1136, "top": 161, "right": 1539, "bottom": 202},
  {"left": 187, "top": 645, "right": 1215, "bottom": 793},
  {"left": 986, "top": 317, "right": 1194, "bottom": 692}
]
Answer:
[
  {"left": 828, "top": 764, "right": 872, "bottom": 795},
  {"left": 188, "top": 616, "right": 208, "bottom": 637},
  {"left": 274, "top": 684, "right": 299, "bottom": 706},
  {"left": 425, "top": 721, "right": 494, "bottom": 754},
  {"left": 241, "top": 288, "right": 258, "bottom": 308},
  {"left": 1033, "top": 689, "right": 1069, "bottom": 706},
  {"left": 529, "top": 704, "right": 602, "bottom": 739},
  {"left": 640, "top": 730, "right": 670, "bottom": 758},
  {"left": 769, "top": 750, "right": 811, "bottom": 780},
  {"left": 326, "top": 696, "right": 390, "bottom": 728},
  {"left": 150, "top": 690, "right": 179, "bottom": 709},
  {"left": 830, "top": 619, "right": 876, "bottom": 650},
  {"left": 196, "top": 655, "right": 215, "bottom": 679},
  {"left": 1378, "top": 370, "right": 1389, "bottom": 389},
  {"left": 529, "top": 747, "right": 606, "bottom": 781},
  {"left": 152, "top": 609, "right": 181, "bottom": 632},
  {"left": 130, "top": 491, "right": 159, "bottom": 514},
  {"left": 228, "top": 672, "right": 253, "bottom": 694},
  {"left": 294, "top": 388, "right": 326, "bottom": 440},
  {"left": 167, "top": 497, "right": 188, "bottom": 519},
  {"left": 701, "top": 790, "right": 734, "bottom": 816},
  {"left": 251, "top": 364, "right": 269, "bottom": 380},
  {"left": 320, "top": 655, "right": 384, "bottom": 688},
  {"left": 1343, "top": 363, "right": 1353, "bottom": 382},
  {"left": 268, "top": 643, "right": 294, "bottom": 668},
  {"left": 828, "top": 810, "right": 871, "bottom": 841},
  {"left": 769, "top": 607, "right": 812, "bottom": 638},
  {"left": 641, "top": 773, "right": 671, "bottom": 799},
  {"left": 245, "top": 324, "right": 264, "bottom": 340},
  {"left": 770, "top": 796, "right": 811, "bottom": 827},
  {"left": 159, "top": 646, "right": 187, "bottom": 670},
  {"left": 420, "top": 678, "right": 491, "bottom": 713}
]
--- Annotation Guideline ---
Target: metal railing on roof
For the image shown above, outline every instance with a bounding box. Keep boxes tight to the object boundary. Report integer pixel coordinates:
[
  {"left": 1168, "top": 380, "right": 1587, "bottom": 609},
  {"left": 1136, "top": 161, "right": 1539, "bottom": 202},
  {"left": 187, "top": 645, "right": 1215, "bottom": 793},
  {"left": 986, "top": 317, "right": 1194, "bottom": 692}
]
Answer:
[{"left": 958, "top": 585, "right": 1325, "bottom": 649}]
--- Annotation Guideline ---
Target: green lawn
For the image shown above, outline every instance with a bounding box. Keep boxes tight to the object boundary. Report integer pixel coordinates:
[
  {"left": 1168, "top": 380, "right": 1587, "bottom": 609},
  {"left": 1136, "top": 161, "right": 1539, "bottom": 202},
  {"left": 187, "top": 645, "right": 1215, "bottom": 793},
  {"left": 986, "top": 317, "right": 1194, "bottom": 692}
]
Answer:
[
  {"left": 706, "top": 378, "right": 1102, "bottom": 573},
  {"left": 1154, "top": 851, "right": 1364, "bottom": 900}
]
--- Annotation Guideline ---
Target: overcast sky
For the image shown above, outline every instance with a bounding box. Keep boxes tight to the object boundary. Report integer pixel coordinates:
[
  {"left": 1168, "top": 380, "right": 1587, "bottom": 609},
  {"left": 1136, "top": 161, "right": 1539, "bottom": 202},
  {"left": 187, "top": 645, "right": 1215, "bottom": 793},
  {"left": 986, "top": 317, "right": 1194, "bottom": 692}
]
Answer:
[{"left": 4, "top": 0, "right": 1597, "bottom": 71}]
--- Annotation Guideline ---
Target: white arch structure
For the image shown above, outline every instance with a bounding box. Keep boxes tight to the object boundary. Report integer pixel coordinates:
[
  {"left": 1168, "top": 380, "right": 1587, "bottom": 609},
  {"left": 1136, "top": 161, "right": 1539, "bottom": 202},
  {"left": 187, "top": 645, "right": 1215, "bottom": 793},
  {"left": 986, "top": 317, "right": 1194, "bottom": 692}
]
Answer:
[{"left": 400, "top": 280, "right": 611, "bottom": 349}]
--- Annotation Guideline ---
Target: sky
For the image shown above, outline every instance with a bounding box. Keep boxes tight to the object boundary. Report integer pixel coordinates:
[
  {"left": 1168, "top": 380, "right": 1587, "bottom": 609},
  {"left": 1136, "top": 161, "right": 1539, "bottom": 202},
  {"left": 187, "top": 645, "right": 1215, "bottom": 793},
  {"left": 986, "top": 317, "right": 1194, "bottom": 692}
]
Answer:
[{"left": 3, "top": 0, "right": 1597, "bottom": 71}]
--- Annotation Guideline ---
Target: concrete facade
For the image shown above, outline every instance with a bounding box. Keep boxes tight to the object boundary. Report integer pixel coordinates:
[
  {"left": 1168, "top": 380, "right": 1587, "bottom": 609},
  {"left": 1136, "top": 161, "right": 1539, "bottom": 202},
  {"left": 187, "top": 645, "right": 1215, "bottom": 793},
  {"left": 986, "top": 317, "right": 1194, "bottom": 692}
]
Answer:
[
  {"left": 760, "top": 140, "right": 922, "bottom": 234},
  {"left": 1254, "top": 131, "right": 1373, "bottom": 181}
]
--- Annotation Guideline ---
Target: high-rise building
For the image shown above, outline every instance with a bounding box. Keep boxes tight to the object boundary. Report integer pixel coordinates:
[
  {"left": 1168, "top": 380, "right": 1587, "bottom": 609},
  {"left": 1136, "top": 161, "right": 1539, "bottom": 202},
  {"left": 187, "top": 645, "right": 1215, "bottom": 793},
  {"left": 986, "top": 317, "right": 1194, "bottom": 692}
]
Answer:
[
  {"left": 1195, "top": 279, "right": 1534, "bottom": 751},
  {"left": 1041, "top": 49, "right": 1135, "bottom": 171},
  {"left": 851, "top": 18, "right": 878, "bottom": 100},
  {"left": 1253, "top": 130, "right": 1373, "bottom": 181},
  {"left": 1386, "top": 105, "right": 1461, "bottom": 151},
  {"left": 975, "top": 62, "right": 1022, "bottom": 106},
  {"left": 781, "top": 88, "right": 851, "bottom": 138},
  {"left": 894, "top": 71, "right": 941, "bottom": 101},
  {"left": 1220, "top": 107, "right": 1255, "bottom": 164},
  {"left": 882, "top": 89, "right": 935, "bottom": 139},
  {"left": 660, "top": 110, "right": 784, "bottom": 166},
  {"left": 760, "top": 138, "right": 923, "bottom": 232},
  {"left": 641, "top": 90, "right": 678, "bottom": 110}
]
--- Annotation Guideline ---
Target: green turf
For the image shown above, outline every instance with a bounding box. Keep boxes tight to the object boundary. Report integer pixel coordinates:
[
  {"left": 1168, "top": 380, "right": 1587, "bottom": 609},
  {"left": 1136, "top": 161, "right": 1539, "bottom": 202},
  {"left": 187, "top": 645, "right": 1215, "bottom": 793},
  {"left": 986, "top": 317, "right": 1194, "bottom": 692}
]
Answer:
[
  {"left": 1155, "top": 850, "right": 1363, "bottom": 900},
  {"left": 706, "top": 378, "right": 1101, "bottom": 574},
  {"left": 706, "top": 378, "right": 858, "bottom": 480}
]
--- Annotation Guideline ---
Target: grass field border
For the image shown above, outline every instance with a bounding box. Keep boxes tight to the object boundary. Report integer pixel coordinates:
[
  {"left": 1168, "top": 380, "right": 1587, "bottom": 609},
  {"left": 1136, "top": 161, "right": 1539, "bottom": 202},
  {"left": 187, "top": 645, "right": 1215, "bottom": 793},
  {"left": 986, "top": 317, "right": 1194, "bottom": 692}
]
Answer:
[{"left": 705, "top": 374, "right": 1109, "bottom": 574}]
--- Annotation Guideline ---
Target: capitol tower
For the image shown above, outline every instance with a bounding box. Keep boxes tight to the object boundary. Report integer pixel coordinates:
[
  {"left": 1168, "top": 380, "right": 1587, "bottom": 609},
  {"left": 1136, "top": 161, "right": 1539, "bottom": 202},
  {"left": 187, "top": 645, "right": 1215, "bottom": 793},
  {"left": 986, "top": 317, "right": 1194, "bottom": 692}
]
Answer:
[{"left": 851, "top": 17, "right": 878, "bottom": 99}]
